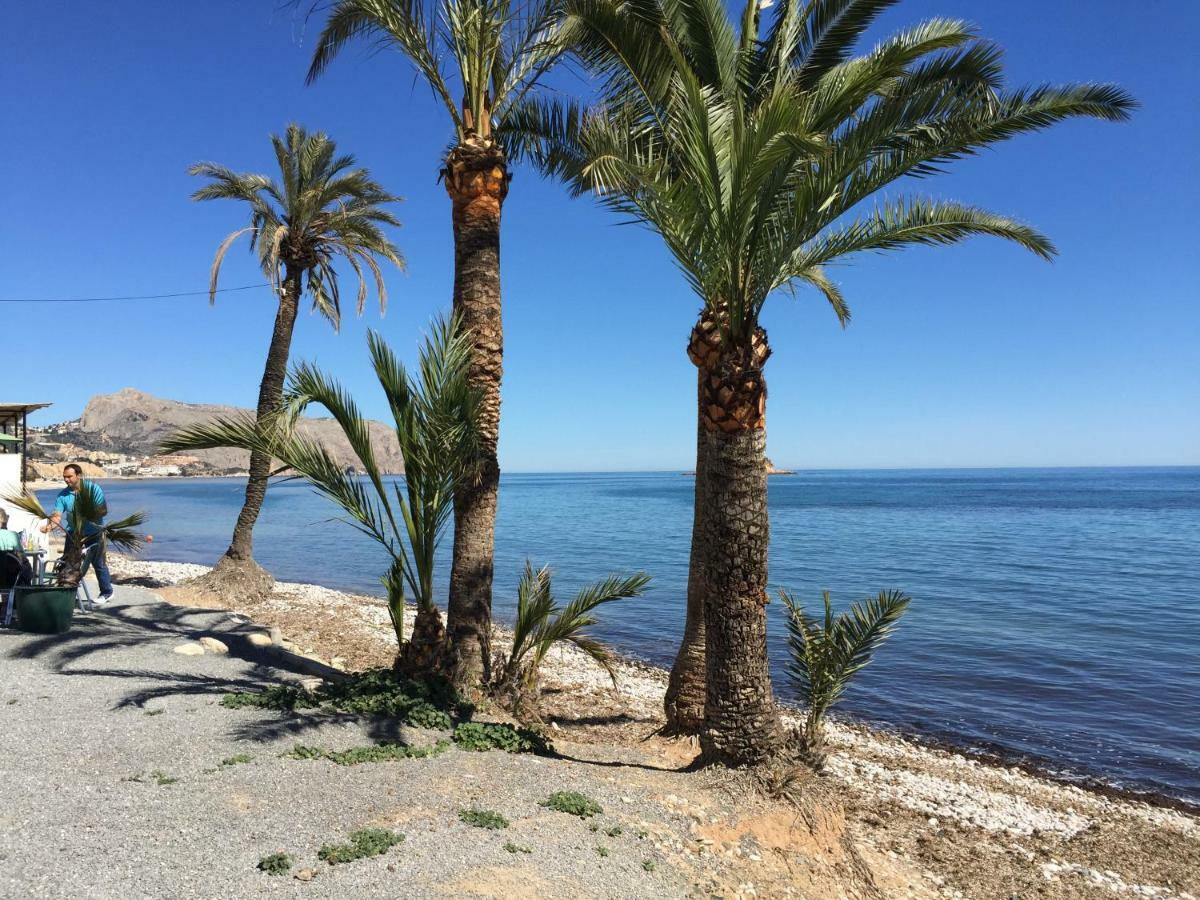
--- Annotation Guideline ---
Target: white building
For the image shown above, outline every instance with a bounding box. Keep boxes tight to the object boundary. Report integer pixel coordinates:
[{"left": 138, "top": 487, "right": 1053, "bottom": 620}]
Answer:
[{"left": 0, "top": 402, "right": 53, "bottom": 532}]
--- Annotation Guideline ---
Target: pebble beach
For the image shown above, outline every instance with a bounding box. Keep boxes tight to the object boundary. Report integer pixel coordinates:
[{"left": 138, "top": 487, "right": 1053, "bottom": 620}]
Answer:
[{"left": 23, "top": 554, "right": 1180, "bottom": 899}]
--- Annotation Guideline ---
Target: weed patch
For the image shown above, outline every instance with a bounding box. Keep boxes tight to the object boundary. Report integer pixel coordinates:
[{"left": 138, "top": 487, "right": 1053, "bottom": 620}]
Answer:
[
  {"left": 318, "top": 828, "right": 404, "bottom": 865},
  {"left": 257, "top": 853, "right": 292, "bottom": 875},
  {"left": 451, "top": 722, "right": 552, "bottom": 754},
  {"left": 287, "top": 740, "right": 449, "bottom": 765},
  {"left": 642, "top": 859, "right": 656, "bottom": 872},
  {"left": 143, "top": 708, "right": 164, "bottom": 717},
  {"left": 539, "top": 791, "right": 602, "bottom": 818},
  {"left": 595, "top": 845, "right": 610, "bottom": 857},
  {"left": 124, "top": 770, "right": 178, "bottom": 786},
  {"left": 503, "top": 841, "right": 532, "bottom": 854},
  {"left": 221, "top": 753, "right": 253, "bottom": 767},
  {"left": 459, "top": 808, "right": 509, "bottom": 830},
  {"left": 222, "top": 670, "right": 469, "bottom": 730}
]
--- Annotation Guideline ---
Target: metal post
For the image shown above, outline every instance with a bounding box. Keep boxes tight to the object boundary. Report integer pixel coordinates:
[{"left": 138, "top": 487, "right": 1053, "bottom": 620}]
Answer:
[{"left": 21, "top": 411, "right": 28, "bottom": 487}]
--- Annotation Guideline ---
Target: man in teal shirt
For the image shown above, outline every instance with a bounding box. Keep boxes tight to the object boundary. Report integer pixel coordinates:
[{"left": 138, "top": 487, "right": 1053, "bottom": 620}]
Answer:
[{"left": 45, "top": 463, "right": 113, "bottom": 603}]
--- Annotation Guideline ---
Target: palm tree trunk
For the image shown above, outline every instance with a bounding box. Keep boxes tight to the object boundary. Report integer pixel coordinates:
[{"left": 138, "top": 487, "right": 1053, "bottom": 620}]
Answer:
[
  {"left": 664, "top": 405, "right": 708, "bottom": 732},
  {"left": 443, "top": 137, "right": 509, "bottom": 689},
  {"left": 696, "top": 325, "right": 782, "bottom": 766},
  {"left": 214, "top": 266, "right": 302, "bottom": 588},
  {"left": 665, "top": 316, "right": 722, "bottom": 732}
]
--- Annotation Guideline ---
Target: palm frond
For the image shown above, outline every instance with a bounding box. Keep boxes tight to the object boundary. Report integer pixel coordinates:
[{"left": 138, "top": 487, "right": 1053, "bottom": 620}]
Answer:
[
  {"left": 1, "top": 492, "right": 51, "bottom": 522},
  {"left": 782, "top": 587, "right": 911, "bottom": 754}
]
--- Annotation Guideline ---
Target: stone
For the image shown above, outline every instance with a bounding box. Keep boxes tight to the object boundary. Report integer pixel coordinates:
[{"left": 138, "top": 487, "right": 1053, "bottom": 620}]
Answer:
[
  {"left": 173, "top": 643, "right": 205, "bottom": 656},
  {"left": 294, "top": 868, "right": 317, "bottom": 882},
  {"left": 198, "top": 637, "right": 228, "bottom": 655},
  {"left": 330, "top": 657, "right": 347, "bottom": 670},
  {"left": 246, "top": 632, "right": 272, "bottom": 648}
]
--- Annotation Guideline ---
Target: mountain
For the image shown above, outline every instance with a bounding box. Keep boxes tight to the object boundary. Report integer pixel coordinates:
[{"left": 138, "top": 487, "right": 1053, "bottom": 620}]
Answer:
[{"left": 60, "top": 388, "right": 403, "bottom": 474}]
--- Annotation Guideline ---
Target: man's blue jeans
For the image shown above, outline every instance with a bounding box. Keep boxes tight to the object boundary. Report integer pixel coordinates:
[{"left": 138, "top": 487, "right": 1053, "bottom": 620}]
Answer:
[{"left": 68, "top": 535, "right": 113, "bottom": 596}]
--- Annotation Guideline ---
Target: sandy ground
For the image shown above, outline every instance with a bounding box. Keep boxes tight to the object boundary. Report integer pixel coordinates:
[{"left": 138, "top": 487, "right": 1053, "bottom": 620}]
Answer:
[{"left": 2, "top": 555, "right": 1195, "bottom": 899}]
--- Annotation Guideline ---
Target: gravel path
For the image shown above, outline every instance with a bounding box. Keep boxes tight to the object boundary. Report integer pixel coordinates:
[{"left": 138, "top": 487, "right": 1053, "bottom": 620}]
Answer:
[{"left": 0, "top": 584, "right": 709, "bottom": 899}]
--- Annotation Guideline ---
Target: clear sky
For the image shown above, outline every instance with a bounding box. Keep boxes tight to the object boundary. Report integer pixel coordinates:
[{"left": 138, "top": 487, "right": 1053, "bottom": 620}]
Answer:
[{"left": 4, "top": 1, "right": 1197, "bottom": 471}]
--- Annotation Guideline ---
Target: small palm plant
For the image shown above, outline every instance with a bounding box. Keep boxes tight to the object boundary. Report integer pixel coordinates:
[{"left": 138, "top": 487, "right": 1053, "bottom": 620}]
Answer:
[
  {"left": 494, "top": 562, "right": 650, "bottom": 717},
  {"left": 162, "top": 314, "right": 480, "bottom": 671},
  {"left": 3, "top": 488, "right": 145, "bottom": 587},
  {"left": 781, "top": 589, "right": 912, "bottom": 767}
]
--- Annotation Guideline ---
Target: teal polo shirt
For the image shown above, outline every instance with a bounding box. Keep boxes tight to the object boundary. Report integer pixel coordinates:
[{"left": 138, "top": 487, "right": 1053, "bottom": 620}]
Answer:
[
  {"left": 54, "top": 481, "right": 106, "bottom": 537},
  {"left": 0, "top": 529, "right": 19, "bottom": 551}
]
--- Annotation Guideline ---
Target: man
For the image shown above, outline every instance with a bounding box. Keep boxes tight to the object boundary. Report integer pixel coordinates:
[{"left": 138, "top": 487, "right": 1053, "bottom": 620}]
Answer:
[{"left": 43, "top": 464, "right": 113, "bottom": 604}]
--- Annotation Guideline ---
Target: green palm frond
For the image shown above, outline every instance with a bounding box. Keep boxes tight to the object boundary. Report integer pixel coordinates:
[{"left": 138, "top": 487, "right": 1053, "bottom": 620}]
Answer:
[
  {"left": 508, "top": 561, "right": 556, "bottom": 678},
  {"left": 161, "top": 314, "right": 479, "bottom": 653},
  {"left": 190, "top": 124, "right": 404, "bottom": 329},
  {"left": 499, "top": 562, "right": 649, "bottom": 709},
  {"left": 2, "top": 492, "right": 51, "bottom": 523},
  {"left": 782, "top": 587, "right": 911, "bottom": 758},
  {"left": 308, "top": 0, "right": 566, "bottom": 145},
  {"left": 100, "top": 513, "right": 148, "bottom": 555}
]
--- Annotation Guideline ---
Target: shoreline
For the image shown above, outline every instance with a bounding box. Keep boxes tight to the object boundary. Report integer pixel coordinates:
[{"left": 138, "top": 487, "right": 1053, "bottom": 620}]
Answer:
[{"left": 110, "top": 553, "right": 1198, "bottom": 819}]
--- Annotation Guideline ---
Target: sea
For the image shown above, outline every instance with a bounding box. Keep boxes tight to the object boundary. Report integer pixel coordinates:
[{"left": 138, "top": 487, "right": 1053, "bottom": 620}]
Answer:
[{"left": 51, "top": 467, "right": 1200, "bottom": 805}]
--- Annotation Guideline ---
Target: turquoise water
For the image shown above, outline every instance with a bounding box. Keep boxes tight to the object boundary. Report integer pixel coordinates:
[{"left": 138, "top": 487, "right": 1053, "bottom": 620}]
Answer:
[{"left": 66, "top": 468, "right": 1200, "bottom": 803}]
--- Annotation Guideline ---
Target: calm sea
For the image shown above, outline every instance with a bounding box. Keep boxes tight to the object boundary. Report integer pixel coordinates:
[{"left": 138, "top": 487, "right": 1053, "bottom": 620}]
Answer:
[{"left": 56, "top": 468, "right": 1200, "bottom": 803}]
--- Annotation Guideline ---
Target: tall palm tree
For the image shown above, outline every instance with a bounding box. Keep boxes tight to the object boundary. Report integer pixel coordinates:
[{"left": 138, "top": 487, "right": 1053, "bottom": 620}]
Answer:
[
  {"left": 513, "top": 0, "right": 1134, "bottom": 763},
  {"left": 163, "top": 315, "right": 480, "bottom": 669},
  {"left": 305, "top": 0, "right": 564, "bottom": 689},
  {"left": 190, "top": 124, "right": 405, "bottom": 597}
]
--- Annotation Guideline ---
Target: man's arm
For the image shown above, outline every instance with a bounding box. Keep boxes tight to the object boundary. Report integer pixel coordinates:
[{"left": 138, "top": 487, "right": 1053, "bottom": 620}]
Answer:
[{"left": 43, "top": 494, "right": 67, "bottom": 533}]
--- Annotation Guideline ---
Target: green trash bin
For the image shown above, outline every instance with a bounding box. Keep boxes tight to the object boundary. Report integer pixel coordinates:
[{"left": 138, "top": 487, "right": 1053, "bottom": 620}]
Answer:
[{"left": 15, "top": 585, "right": 77, "bottom": 634}]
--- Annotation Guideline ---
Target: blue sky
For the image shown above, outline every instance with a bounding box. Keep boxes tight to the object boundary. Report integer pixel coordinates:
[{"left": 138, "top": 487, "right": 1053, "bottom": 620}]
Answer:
[{"left": 4, "top": 1, "right": 1197, "bottom": 471}]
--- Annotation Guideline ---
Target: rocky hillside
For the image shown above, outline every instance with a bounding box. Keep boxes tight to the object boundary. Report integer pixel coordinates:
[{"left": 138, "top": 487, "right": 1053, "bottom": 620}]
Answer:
[{"left": 62, "top": 388, "right": 404, "bottom": 474}]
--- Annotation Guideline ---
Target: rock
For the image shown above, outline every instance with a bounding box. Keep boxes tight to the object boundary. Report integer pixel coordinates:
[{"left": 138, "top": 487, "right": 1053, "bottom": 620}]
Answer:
[
  {"left": 198, "top": 637, "right": 228, "bottom": 655},
  {"left": 294, "top": 868, "right": 317, "bottom": 882},
  {"left": 299, "top": 678, "right": 323, "bottom": 693},
  {"left": 269, "top": 626, "right": 283, "bottom": 646},
  {"left": 279, "top": 640, "right": 298, "bottom": 653},
  {"left": 330, "top": 656, "right": 347, "bottom": 670},
  {"left": 172, "top": 643, "right": 205, "bottom": 656},
  {"left": 246, "top": 632, "right": 272, "bottom": 648}
]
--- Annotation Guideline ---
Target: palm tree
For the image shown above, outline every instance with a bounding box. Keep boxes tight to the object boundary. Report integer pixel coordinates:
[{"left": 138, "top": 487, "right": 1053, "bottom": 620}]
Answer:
[
  {"left": 163, "top": 315, "right": 480, "bottom": 669},
  {"left": 189, "top": 124, "right": 405, "bottom": 598},
  {"left": 512, "top": 0, "right": 1135, "bottom": 763},
  {"left": 305, "top": 0, "right": 564, "bottom": 689},
  {"left": 782, "top": 588, "right": 911, "bottom": 767},
  {"left": 496, "top": 561, "right": 650, "bottom": 717}
]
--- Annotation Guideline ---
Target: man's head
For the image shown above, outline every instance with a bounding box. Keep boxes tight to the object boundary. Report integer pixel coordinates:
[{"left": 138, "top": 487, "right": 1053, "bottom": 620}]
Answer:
[
  {"left": 63, "top": 464, "right": 83, "bottom": 491},
  {"left": 0, "top": 508, "right": 8, "bottom": 529}
]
